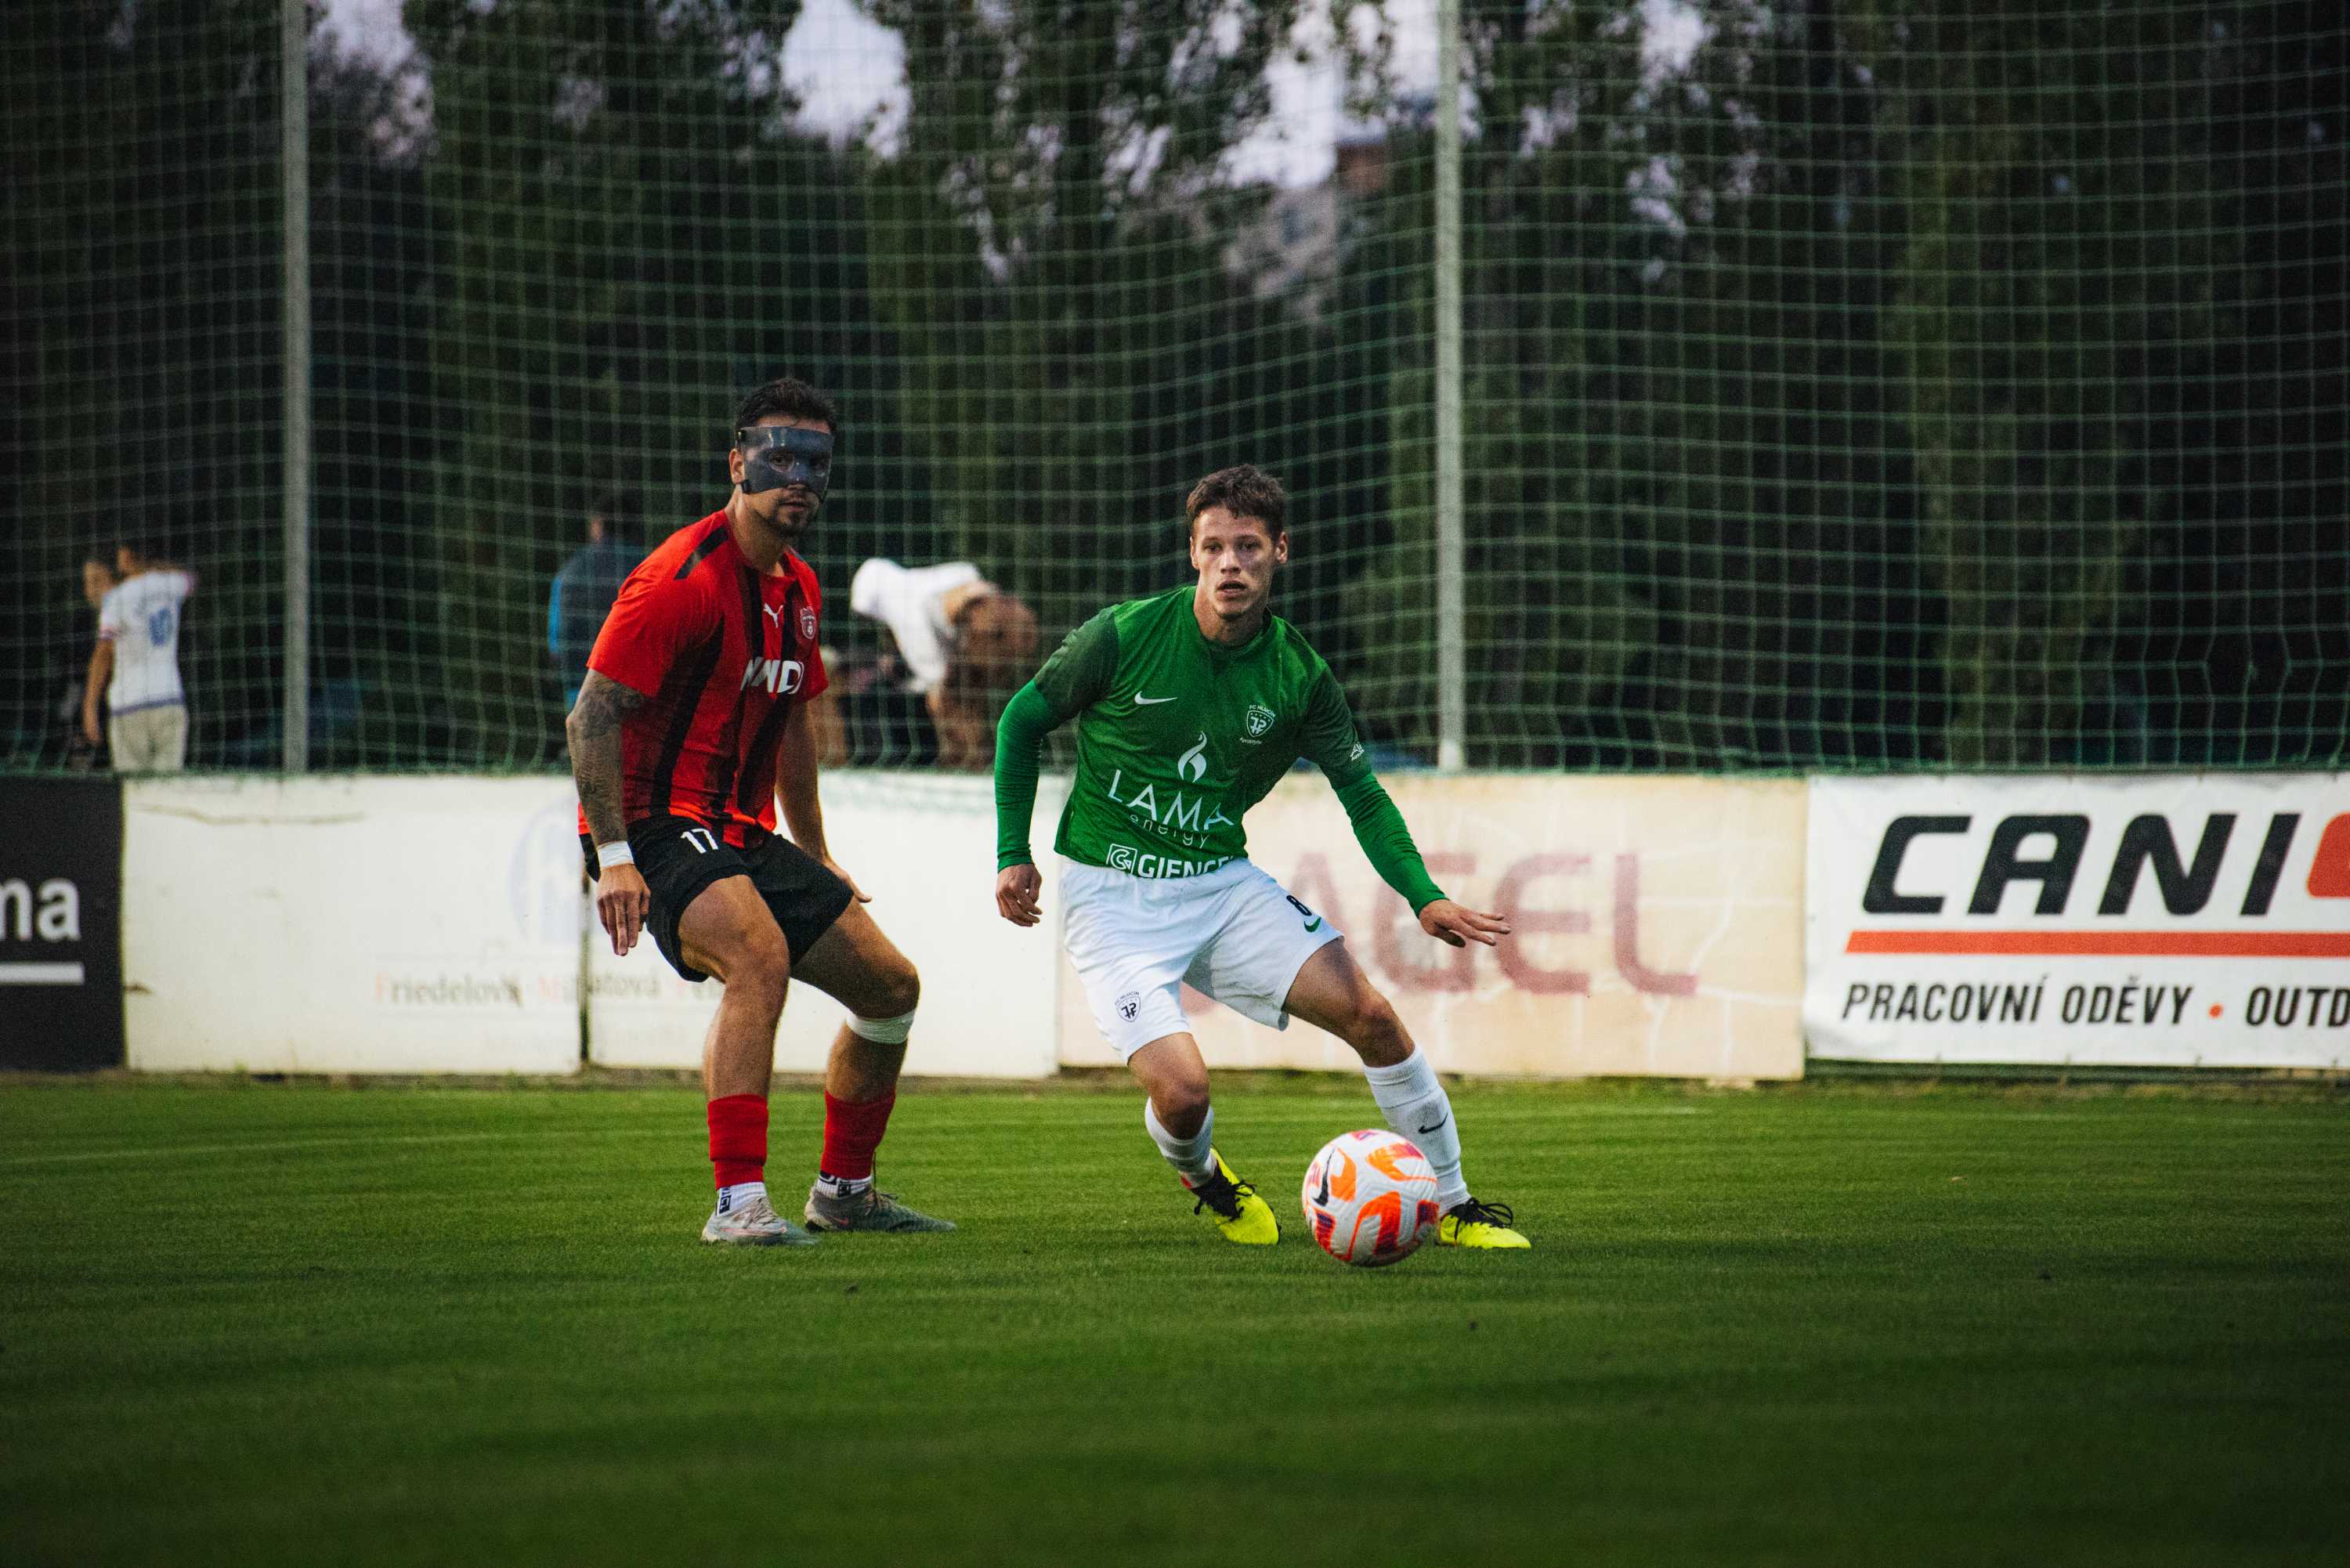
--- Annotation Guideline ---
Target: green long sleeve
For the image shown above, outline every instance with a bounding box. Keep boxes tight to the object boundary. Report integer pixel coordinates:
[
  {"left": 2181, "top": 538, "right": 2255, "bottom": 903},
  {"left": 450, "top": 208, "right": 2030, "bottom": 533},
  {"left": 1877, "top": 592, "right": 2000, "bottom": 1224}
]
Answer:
[
  {"left": 996, "top": 609, "right": 1119, "bottom": 869},
  {"left": 994, "top": 681, "right": 1057, "bottom": 868},
  {"left": 1333, "top": 772, "right": 1446, "bottom": 914}
]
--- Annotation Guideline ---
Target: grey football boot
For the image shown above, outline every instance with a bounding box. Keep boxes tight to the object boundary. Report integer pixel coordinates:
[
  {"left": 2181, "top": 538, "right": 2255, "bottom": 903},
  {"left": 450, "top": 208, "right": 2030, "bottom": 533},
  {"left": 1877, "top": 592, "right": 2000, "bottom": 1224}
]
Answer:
[
  {"left": 701, "top": 1189, "right": 820, "bottom": 1247},
  {"left": 803, "top": 1180, "right": 957, "bottom": 1234}
]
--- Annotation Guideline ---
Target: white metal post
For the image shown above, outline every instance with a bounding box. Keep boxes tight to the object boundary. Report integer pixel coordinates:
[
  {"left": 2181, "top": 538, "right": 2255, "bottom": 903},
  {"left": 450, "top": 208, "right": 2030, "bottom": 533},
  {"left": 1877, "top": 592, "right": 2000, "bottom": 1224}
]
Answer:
[
  {"left": 280, "top": 0, "right": 311, "bottom": 771},
  {"left": 1434, "top": 0, "right": 1466, "bottom": 771}
]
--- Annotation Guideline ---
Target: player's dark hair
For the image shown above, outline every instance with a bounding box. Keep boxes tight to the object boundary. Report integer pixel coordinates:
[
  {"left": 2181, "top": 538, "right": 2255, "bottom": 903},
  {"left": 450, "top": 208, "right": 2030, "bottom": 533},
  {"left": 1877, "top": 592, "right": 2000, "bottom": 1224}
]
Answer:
[
  {"left": 733, "top": 377, "right": 840, "bottom": 444},
  {"left": 1184, "top": 465, "right": 1286, "bottom": 539}
]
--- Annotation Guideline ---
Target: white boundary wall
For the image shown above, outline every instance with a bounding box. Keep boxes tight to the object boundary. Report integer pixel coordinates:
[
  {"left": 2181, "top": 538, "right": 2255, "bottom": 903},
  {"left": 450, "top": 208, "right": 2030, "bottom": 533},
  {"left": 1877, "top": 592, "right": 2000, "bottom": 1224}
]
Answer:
[
  {"left": 123, "top": 774, "right": 1063, "bottom": 1078},
  {"left": 588, "top": 774, "right": 1061, "bottom": 1078},
  {"left": 121, "top": 769, "right": 2344, "bottom": 1078},
  {"left": 125, "top": 775, "right": 582, "bottom": 1074}
]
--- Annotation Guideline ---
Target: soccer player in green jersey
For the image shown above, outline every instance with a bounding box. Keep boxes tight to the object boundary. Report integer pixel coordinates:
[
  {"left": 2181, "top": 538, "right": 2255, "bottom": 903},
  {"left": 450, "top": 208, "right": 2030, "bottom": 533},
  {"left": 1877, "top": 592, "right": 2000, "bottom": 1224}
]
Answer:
[{"left": 992, "top": 465, "right": 1531, "bottom": 1250}]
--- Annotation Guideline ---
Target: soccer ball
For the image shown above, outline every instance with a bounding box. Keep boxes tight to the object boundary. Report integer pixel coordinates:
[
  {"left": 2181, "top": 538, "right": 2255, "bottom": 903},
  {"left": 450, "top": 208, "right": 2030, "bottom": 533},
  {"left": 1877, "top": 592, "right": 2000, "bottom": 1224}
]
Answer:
[{"left": 1300, "top": 1129, "right": 1441, "bottom": 1268}]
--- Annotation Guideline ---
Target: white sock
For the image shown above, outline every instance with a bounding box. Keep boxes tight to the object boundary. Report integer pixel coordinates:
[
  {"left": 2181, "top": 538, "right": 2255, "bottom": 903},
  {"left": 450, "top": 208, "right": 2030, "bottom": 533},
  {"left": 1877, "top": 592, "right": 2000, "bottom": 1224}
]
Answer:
[
  {"left": 814, "top": 1172, "right": 873, "bottom": 1200},
  {"left": 1144, "top": 1098, "right": 1219, "bottom": 1186},
  {"left": 715, "top": 1180, "right": 769, "bottom": 1215},
  {"left": 1365, "top": 1050, "right": 1468, "bottom": 1210}
]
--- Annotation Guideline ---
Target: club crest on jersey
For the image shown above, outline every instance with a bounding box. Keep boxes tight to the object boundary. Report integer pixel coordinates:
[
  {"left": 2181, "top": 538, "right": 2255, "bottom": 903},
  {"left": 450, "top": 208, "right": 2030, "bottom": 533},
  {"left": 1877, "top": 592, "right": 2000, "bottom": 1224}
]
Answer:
[
  {"left": 799, "top": 605, "right": 818, "bottom": 641},
  {"left": 741, "top": 656, "right": 805, "bottom": 695},
  {"left": 1244, "top": 704, "right": 1275, "bottom": 739}
]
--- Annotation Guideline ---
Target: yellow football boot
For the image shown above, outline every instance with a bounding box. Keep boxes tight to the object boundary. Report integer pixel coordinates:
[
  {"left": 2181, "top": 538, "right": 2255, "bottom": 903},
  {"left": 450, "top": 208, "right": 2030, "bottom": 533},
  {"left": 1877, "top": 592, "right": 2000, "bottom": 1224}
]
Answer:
[
  {"left": 1183, "top": 1152, "right": 1280, "bottom": 1245},
  {"left": 1437, "top": 1197, "right": 1531, "bottom": 1249}
]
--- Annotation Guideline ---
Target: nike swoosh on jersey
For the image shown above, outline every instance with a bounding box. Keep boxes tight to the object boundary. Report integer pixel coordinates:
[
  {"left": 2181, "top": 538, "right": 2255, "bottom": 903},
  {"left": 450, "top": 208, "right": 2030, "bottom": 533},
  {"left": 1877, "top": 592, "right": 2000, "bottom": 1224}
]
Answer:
[
  {"left": 1133, "top": 694, "right": 1176, "bottom": 705},
  {"left": 1303, "top": 916, "right": 1323, "bottom": 932}
]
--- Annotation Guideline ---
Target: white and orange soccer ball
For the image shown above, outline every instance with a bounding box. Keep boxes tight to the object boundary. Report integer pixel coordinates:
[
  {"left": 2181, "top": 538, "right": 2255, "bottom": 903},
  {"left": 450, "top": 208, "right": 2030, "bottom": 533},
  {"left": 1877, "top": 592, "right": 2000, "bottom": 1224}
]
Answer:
[{"left": 1300, "top": 1129, "right": 1441, "bottom": 1267}]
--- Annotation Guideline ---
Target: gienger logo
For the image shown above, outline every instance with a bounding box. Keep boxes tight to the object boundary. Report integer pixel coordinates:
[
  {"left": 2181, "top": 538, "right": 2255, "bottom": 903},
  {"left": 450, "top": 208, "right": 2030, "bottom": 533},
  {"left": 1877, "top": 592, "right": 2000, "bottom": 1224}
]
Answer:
[{"left": 1853, "top": 809, "right": 2350, "bottom": 958}]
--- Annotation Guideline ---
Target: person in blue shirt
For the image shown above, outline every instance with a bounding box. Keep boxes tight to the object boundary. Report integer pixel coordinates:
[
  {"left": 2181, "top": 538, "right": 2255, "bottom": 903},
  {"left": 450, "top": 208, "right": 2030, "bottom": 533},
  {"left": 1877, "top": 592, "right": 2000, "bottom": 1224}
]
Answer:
[{"left": 548, "top": 494, "right": 641, "bottom": 711}]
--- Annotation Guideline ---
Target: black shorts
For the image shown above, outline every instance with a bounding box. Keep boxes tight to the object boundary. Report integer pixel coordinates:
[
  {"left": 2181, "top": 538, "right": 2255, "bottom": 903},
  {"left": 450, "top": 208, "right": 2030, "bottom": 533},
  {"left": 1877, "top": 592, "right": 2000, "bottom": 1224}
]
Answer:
[{"left": 581, "top": 816, "right": 855, "bottom": 984}]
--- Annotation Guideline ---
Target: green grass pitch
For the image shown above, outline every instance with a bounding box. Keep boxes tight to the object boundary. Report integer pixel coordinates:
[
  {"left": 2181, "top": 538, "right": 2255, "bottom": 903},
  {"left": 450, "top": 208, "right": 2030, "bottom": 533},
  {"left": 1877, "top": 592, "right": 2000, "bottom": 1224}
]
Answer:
[{"left": 2, "top": 1075, "right": 2344, "bottom": 1566}]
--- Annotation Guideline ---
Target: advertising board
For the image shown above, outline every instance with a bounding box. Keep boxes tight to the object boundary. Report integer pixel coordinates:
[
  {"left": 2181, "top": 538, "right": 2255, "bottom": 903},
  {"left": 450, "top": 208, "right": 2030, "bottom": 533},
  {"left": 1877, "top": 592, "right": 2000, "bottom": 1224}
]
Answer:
[
  {"left": 0, "top": 779, "right": 124, "bottom": 1070},
  {"left": 1806, "top": 774, "right": 2350, "bottom": 1068},
  {"left": 1054, "top": 775, "right": 1807, "bottom": 1079}
]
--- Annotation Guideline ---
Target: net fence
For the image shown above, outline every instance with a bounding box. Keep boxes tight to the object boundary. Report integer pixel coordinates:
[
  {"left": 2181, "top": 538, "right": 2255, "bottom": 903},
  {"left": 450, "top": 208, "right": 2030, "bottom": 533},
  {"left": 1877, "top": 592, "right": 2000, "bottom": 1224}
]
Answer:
[{"left": 3, "top": 0, "right": 2343, "bottom": 776}]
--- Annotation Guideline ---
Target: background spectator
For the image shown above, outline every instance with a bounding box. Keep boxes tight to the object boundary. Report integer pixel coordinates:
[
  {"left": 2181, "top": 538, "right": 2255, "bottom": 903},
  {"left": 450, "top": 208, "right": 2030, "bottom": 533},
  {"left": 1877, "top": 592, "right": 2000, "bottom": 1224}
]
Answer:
[
  {"left": 548, "top": 493, "right": 639, "bottom": 712},
  {"left": 848, "top": 558, "right": 1039, "bottom": 770},
  {"left": 86, "top": 538, "right": 195, "bottom": 773},
  {"left": 60, "top": 553, "right": 117, "bottom": 771}
]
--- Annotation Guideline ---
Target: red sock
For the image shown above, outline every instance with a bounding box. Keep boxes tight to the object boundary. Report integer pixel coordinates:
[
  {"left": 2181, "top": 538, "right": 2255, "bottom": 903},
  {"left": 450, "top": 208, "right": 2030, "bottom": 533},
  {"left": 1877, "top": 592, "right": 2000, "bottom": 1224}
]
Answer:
[
  {"left": 707, "top": 1093, "right": 769, "bottom": 1190},
  {"left": 819, "top": 1090, "right": 895, "bottom": 1182}
]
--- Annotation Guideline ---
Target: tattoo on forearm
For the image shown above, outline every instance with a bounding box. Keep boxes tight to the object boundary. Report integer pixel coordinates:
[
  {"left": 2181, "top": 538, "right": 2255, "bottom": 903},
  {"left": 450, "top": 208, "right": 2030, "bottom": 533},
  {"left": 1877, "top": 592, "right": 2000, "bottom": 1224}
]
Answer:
[{"left": 567, "top": 674, "right": 646, "bottom": 847}]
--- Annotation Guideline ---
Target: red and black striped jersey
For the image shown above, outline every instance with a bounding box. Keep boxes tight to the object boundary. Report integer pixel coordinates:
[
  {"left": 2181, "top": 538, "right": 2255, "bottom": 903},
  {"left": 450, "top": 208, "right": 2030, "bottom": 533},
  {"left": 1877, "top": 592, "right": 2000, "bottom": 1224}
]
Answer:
[{"left": 577, "top": 510, "right": 830, "bottom": 846}]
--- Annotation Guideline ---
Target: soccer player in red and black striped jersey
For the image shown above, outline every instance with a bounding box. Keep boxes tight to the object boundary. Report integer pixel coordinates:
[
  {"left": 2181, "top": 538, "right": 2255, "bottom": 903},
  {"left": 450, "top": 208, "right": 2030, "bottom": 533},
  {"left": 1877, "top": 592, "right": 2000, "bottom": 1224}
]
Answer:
[{"left": 569, "top": 377, "right": 953, "bottom": 1246}]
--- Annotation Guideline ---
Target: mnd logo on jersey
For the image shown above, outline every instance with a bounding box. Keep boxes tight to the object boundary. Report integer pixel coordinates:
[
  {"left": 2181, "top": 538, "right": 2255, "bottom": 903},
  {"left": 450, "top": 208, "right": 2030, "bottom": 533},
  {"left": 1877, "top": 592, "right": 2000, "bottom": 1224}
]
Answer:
[{"left": 740, "top": 656, "right": 804, "bottom": 695}]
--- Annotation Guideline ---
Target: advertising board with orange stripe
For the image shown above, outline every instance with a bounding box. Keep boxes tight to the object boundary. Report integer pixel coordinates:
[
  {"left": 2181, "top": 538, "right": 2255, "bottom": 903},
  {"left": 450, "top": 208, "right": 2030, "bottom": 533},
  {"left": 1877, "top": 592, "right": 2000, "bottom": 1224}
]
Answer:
[{"left": 1806, "top": 775, "right": 2350, "bottom": 1068}]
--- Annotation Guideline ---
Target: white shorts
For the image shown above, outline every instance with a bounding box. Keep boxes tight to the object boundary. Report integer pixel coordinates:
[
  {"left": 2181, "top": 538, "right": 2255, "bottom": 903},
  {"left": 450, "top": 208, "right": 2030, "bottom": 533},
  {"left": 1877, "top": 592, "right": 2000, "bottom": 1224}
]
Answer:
[{"left": 1061, "top": 858, "right": 1345, "bottom": 1061}]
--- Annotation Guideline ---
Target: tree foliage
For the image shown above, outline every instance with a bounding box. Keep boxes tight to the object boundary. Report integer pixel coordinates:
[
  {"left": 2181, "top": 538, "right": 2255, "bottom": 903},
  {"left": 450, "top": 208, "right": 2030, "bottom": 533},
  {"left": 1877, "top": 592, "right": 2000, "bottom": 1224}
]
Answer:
[
  {"left": 854, "top": 1, "right": 1304, "bottom": 636},
  {"left": 2, "top": 0, "right": 2340, "bottom": 771}
]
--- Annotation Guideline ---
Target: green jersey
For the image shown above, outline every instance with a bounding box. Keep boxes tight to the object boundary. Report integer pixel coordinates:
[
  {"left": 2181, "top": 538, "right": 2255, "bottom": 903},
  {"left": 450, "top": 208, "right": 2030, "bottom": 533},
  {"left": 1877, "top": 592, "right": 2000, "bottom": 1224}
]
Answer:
[{"left": 995, "top": 587, "right": 1446, "bottom": 910}]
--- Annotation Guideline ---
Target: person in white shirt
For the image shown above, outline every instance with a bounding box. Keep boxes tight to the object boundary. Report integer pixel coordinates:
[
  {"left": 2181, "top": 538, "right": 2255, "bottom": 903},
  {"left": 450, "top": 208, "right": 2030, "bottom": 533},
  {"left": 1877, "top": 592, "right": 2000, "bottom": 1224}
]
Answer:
[
  {"left": 847, "top": 558, "right": 1037, "bottom": 769},
  {"left": 83, "top": 540, "right": 197, "bottom": 773}
]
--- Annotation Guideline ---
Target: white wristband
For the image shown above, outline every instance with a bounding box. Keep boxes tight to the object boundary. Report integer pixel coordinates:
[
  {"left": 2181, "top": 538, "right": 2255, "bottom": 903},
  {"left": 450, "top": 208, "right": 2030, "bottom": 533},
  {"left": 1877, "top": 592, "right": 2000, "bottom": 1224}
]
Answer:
[{"left": 595, "top": 840, "right": 636, "bottom": 870}]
